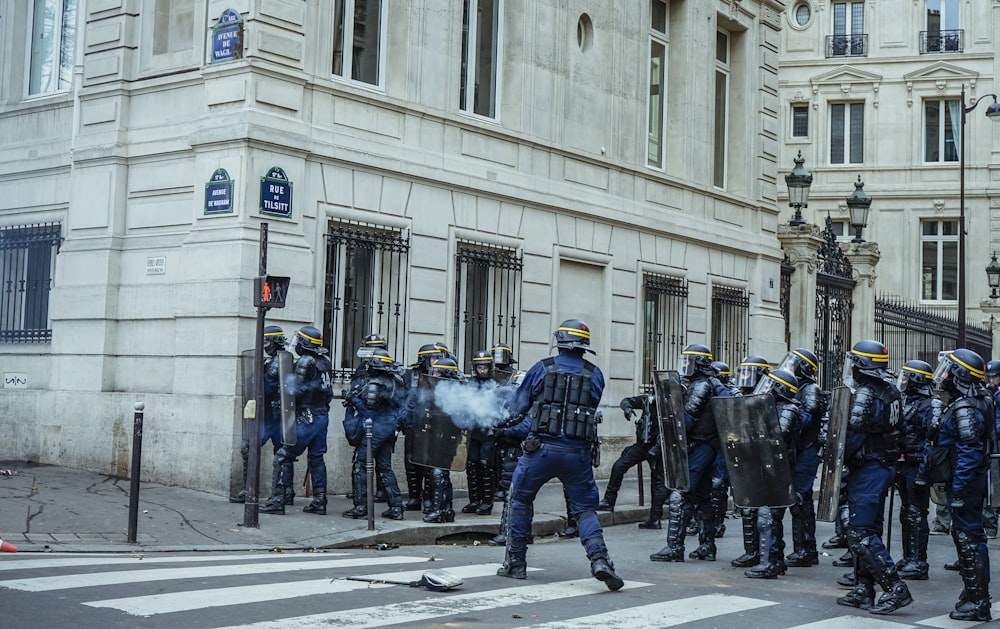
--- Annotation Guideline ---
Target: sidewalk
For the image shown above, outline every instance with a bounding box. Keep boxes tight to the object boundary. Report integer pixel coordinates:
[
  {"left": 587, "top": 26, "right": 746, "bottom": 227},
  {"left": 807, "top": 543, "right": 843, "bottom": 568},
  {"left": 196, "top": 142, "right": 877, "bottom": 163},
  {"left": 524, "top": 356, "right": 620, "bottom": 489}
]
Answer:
[{"left": 0, "top": 461, "right": 651, "bottom": 553}]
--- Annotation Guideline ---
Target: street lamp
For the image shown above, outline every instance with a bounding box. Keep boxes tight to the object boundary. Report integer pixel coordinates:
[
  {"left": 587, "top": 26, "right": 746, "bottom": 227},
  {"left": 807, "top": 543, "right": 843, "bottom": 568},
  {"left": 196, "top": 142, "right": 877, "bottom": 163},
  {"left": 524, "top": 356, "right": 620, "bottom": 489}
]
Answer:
[
  {"left": 846, "top": 175, "right": 872, "bottom": 243},
  {"left": 957, "top": 85, "right": 1000, "bottom": 347},
  {"left": 986, "top": 252, "right": 1000, "bottom": 299},
  {"left": 785, "top": 150, "right": 813, "bottom": 226}
]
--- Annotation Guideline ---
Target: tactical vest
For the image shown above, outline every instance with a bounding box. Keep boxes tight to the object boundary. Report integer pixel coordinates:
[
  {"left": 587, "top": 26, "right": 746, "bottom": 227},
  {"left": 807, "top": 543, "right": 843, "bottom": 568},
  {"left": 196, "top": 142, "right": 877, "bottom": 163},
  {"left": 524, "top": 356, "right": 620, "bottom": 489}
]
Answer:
[{"left": 529, "top": 357, "right": 599, "bottom": 441}]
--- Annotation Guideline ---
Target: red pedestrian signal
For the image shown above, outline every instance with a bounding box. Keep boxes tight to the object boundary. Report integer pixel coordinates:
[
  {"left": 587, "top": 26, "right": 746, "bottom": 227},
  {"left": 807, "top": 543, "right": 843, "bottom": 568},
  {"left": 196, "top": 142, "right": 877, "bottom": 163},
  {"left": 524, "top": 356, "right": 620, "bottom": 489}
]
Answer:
[{"left": 254, "top": 275, "right": 290, "bottom": 309}]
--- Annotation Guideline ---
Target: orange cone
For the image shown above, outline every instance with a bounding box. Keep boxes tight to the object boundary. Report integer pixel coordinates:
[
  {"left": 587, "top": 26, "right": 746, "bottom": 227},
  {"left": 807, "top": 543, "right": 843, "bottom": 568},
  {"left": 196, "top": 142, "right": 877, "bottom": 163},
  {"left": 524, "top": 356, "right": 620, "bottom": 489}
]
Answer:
[{"left": 0, "top": 539, "right": 17, "bottom": 553}]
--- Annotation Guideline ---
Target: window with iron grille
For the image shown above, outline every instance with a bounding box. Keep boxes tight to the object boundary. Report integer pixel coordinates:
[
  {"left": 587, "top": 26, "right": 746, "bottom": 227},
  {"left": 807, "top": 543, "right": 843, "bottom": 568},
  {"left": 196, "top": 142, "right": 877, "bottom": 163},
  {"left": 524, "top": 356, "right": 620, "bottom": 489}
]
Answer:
[
  {"left": 0, "top": 222, "right": 62, "bottom": 343},
  {"left": 711, "top": 285, "right": 749, "bottom": 369},
  {"left": 453, "top": 241, "right": 522, "bottom": 370},
  {"left": 323, "top": 221, "right": 409, "bottom": 386},
  {"left": 642, "top": 273, "right": 688, "bottom": 388}
]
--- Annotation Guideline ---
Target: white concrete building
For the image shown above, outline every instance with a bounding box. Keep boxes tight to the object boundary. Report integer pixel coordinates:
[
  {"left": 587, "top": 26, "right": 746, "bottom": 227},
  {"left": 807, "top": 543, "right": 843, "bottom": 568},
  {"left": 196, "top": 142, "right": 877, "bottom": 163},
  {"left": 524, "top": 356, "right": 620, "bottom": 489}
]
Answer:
[{"left": 0, "top": 0, "right": 789, "bottom": 494}]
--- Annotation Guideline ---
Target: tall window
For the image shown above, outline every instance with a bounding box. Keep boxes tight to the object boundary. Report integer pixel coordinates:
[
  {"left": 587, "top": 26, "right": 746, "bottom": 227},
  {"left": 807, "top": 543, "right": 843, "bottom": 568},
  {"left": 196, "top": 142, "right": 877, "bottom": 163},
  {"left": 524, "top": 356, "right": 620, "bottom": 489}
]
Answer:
[
  {"left": 926, "top": 0, "right": 960, "bottom": 52},
  {"left": 924, "top": 99, "right": 959, "bottom": 162},
  {"left": 323, "top": 221, "right": 409, "bottom": 385},
  {"left": 28, "top": 0, "right": 77, "bottom": 96},
  {"left": 791, "top": 104, "right": 809, "bottom": 139},
  {"left": 830, "top": 2, "right": 865, "bottom": 56},
  {"left": 713, "top": 30, "right": 730, "bottom": 189},
  {"left": 333, "top": 0, "right": 384, "bottom": 86},
  {"left": 830, "top": 102, "right": 864, "bottom": 164},
  {"left": 460, "top": 0, "right": 501, "bottom": 118},
  {"left": 642, "top": 274, "right": 688, "bottom": 388},
  {"left": 646, "top": 0, "right": 668, "bottom": 168},
  {"left": 153, "top": 0, "right": 194, "bottom": 55},
  {"left": 921, "top": 219, "right": 958, "bottom": 301},
  {"left": 0, "top": 223, "right": 62, "bottom": 343},
  {"left": 711, "top": 286, "right": 749, "bottom": 370},
  {"left": 453, "top": 242, "right": 522, "bottom": 369}
]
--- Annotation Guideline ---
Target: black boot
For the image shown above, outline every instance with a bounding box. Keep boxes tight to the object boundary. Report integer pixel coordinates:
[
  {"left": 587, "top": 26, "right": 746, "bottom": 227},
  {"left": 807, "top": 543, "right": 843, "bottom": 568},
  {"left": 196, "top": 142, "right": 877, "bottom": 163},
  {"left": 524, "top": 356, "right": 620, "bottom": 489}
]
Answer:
[
  {"left": 461, "top": 462, "right": 481, "bottom": 514},
  {"left": 650, "top": 491, "right": 686, "bottom": 562},
  {"left": 823, "top": 503, "right": 850, "bottom": 549},
  {"left": 489, "top": 499, "right": 510, "bottom": 546},
  {"left": 303, "top": 491, "right": 327, "bottom": 515},
  {"left": 381, "top": 506, "right": 405, "bottom": 520},
  {"left": 590, "top": 554, "right": 625, "bottom": 591},
  {"left": 557, "top": 490, "right": 579, "bottom": 538},
  {"left": 837, "top": 580, "right": 875, "bottom": 610},
  {"left": 732, "top": 508, "right": 760, "bottom": 567},
  {"left": 259, "top": 494, "right": 286, "bottom": 514},
  {"left": 478, "top": 460, "right": 497, "bottom": 515},
  {"left": 638, "top": 519, "right": 661, "bottom": 529},
  {"left": 597, "top": 490, "right": 617, "bottom": 512},
  {"left": 832, "top": 549, "right": 854, "bottom": 567},
  {"left": 949, "top": 533, "right": 992, "bottom": 621},
  {"left": 497, "top": 548, "right": 527, "bottom": 579},
  {"left": 688, "top": 520, "right": 717, "bottom": 561},
  {"left": 869, "top": 579, "right": 913, "bottom": 615},
  {"left": 283, "top": 488, "right": 296, "bottom": 506},
  {"left": 899, "top": 519, "right": 929, "bottom": 580},
  {"left": 710, "top": 485, "right": 728, "bottom": 538},
  {"left": 785, "top": 505, "right": 818, "bottom": 567},
  {"left": 837, "top": 572, "right": 856, "bottom": 587},
  {"left": 341, "top": 505, "right": 367, "bottom": 519},
  {"left": 744, "top": 560, "right": 786, "bottom": 579}
]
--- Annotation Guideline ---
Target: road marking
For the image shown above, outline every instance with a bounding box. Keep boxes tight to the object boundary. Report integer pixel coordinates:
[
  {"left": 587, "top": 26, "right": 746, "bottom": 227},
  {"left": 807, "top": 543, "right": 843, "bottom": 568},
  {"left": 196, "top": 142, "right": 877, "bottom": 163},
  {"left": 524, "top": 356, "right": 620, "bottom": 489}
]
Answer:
[
  {"left": 794, "top": 618, "right": 916, "bottom": 628},
  {"left": 529, "top": 594, "right": 777, "bottom": 628},
  {"left": 0, "top": 553, "right": 348, "bottom": 572}
]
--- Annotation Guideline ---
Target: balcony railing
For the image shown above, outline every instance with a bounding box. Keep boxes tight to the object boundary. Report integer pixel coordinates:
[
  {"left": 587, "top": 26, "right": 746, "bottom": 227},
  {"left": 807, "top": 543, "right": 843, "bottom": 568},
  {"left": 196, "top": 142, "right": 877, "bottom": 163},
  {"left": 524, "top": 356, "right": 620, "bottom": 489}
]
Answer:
[
  {"left": 920, "top": 29, "right": 963, "bottom": 54},
  {"left": 825, "top": 34, "right": 868, "bottom": 58}
]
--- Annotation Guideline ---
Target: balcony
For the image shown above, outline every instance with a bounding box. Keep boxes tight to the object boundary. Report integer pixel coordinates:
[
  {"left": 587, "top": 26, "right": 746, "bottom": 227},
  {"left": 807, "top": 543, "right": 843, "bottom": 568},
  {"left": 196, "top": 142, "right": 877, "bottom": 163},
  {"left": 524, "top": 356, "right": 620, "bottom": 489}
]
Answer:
[
  {"left": 825, "top": 34, "right": 868, "bottom": 58},
  {"left": 920, "top": 29, "right": 963, "bottom": 54}
]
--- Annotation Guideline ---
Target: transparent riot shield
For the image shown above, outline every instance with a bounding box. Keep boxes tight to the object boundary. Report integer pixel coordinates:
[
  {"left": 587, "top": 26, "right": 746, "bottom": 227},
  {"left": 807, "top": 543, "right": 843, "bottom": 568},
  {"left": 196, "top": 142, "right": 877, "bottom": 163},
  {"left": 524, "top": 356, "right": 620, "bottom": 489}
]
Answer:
[
  {"left": 276, "top": 350, "right": 297, "bottom": 446},
  {"left": 653, "top": 370, "right": 689, "bottom": 491},
  {"left": 408, "top": 375, "right": 468, "bottom": 471},
  {"left": 711, "top": 393, "right": 795, "bottom": 508},
  {"left": 817, "top": 386, "right": 851, "bottom": 521}
]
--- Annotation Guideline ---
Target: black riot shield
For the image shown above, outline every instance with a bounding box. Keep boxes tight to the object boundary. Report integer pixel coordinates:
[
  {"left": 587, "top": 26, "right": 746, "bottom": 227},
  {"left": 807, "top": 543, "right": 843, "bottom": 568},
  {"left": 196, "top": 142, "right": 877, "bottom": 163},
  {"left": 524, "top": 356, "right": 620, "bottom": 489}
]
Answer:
[
  {"left": 653, "top": 370, "right": 689, "bottom": 492},
  {"left": 711, "top": 394, "right": 795, "bottom": 508},
  {"left": 817, "top": 386, "right": 852, "bottom": 521},
  {"left": 408, "top": 375, "right": 468, "bottom": 471},
  {"left": 277, "top": 350, "right": 297, "bottom": 446}
]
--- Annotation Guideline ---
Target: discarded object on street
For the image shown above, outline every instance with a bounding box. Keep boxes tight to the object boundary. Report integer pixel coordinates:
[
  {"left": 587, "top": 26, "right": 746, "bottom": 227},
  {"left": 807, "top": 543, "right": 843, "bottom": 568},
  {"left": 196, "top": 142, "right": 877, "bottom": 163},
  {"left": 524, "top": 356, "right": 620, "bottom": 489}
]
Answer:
[
  {"left": 0, "top": 539, "right": 18, "bottom": 553},
  {"left": 342, "top": 568, "right": 463, "bottom": 591}
]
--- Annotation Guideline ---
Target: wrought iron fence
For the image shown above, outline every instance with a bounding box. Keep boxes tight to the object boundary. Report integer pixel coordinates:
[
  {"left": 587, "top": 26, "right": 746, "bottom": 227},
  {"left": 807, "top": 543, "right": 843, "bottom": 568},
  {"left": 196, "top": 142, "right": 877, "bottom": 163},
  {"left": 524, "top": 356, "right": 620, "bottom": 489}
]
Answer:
[
  {"left": 814, "top": 216, "right": 854, "bottom": 390},
  {"left": 920, "top": 29, "right": 963, "bottom": 54},
  {"left": 875, "top": 296, "right": 993, "bottom": 370},
  {"left": 711, "top": 285, "right": 749, "bottom": 370},
  {"left": 0, "top": 222, "right": 62, "bottom": 343},
  {"left": 641, "top": 273, "right": 688, "bottom": 390},
  {"left": 453, "top": 241, "right": 522, "bottom": 370},
  {"left": 825, "top": 34, "right": 868, "bottom": 58}
]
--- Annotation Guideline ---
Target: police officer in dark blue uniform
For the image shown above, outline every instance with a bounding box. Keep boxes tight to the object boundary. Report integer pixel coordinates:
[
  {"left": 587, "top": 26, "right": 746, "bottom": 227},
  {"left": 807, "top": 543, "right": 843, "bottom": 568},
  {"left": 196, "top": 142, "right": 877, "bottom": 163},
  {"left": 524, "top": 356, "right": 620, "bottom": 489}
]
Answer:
[
  {"left": 401, "top": 344, "right": 446, "bottom": 511},
  {"left": 462, "top": 350, "right": 499, "bottom": 516},
  {"left": 836, "top": 340, "right": 912, "bottom": 614},
  {"left": 650, "top": 344, "right": 732, "bottom": 563},
  {"left": 731, "top": 355, "right": 770, "bottom": 567},
  {"left": 779, "top": 348, "right": 828, "bottom": 568},
  {"left": 745, "top": 369, "right": 801, "bottom": 579},
  {"left": 422, "top": 356, "right": 464, "bottom": 523},
  {"left": 922, "top": 349, "right": 994, "bottom": 621},
  {"left": 261, "top": 326, "right": 334, "bottom": 515},
  {"left": 892, "top": 359, "right": 935, "bottom": 580},
  {"left": 983, "top": 359, "right": 1000, "bottom": 538},
  {"left": 496, "top": 319, "right": 624, "bottom": 591},
  {"left": 341, "top": 348, "right": 408, "bottom": 520}
]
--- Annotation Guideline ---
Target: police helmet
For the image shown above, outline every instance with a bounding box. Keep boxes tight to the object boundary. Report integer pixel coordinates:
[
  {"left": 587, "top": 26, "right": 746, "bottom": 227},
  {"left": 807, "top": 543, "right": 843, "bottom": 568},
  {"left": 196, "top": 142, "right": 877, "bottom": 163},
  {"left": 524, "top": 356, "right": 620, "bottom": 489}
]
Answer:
[
  {"left": 414, "top": 343, "right": 445, "bottom": 368},
  {"left": 735, "top": 355, "right": 769, "bottom": 391},
  {"left": 678, "top": 344, "right": 714, "bottom": 378},
  {"left": 847, "top": 340, "right": 890, "bottom": 377},
  {"left": 491, "top": 343, "right": 517, "bottom": 367},
  {"left": 778, "top": 348, "right": 819, "bottom": 384},
  {"left": 471, "top": 350, "right": 494, "bottom": 378},
  {"left": 366, "top": 348, "right": 395, "bottom": 372},
  {"left": 553, "top": 319, "right": 594, "bottom": 353},
  {"left": 933, "top": 348, "right": 985, "bottom": 396},
  {"left": 263, "top": 325, "right": 287, "bottom": 356},
  {"left": 431, "top": 356, "right": 461, "bottom": 379},
  {"left": 755, "top": 368, "right": 799, "bottom": 402},
  {"left": 711, "top": 361, "right": 732, "bottom": 383},
  {"left": 294, "top": 326, "right": 324, "bottom": 355},
  {"left": 896, "top": 359, "right": 934, "bottom": 393},
  {"left": 986, "top": 360, "right": 1000, "bottom": 379},
  {"left": 362, "top": 333, "right": 388, "bottom": 350}
]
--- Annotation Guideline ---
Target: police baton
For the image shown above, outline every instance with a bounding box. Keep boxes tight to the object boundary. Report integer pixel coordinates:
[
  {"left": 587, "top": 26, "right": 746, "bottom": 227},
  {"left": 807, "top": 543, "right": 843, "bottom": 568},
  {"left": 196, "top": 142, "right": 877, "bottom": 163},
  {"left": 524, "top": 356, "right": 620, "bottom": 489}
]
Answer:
[{"left": 365, "top": 418, "right": 375, "bottom": 531}]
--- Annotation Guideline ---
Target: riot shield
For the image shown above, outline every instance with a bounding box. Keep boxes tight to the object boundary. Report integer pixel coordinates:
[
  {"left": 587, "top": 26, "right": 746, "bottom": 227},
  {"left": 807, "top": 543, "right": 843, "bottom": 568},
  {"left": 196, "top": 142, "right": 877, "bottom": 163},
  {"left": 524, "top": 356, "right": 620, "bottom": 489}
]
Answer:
[
  {"left": 277, "top": 350, "right": 297, "bottom": 446},
  {"left": 817, "top": 386, "right": 851, "bottom": 521},
  {"left": 988, "top": 455, "right": 1000, "bottom": 507},
  {"left": 653, "top": 370, "right": 689, "bottom": 491},
  {"left": 408, "top": 375, "right": 468, "bottom": 471},
  {"left": 711, "top": 394, "right": 795, "bottom": 508},
  {"left": 240, "top": 349, "right": 256, "bottom": 430}
]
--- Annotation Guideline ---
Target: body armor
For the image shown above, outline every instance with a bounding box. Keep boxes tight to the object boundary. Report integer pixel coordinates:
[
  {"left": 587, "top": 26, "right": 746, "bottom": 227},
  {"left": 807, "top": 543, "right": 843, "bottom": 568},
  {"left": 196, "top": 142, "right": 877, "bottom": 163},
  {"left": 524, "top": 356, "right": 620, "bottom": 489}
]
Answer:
[
  {"left": 796, "top": 382, "right": 827, "bottom": 448},
  {"left": 293, "top": 353, "right": 334, "bottom": 413},
  {"left": 848, "top": 377, "right": 901, "bottom": 464},
  {"left": 685, "top": 376, "right": 716, "bottom": 440},
  {"left": 900, "top": 394, "right": 932, "bottom": 460},
  {"left": 528, "top": 357, "right": 600, "bottom": 441}
]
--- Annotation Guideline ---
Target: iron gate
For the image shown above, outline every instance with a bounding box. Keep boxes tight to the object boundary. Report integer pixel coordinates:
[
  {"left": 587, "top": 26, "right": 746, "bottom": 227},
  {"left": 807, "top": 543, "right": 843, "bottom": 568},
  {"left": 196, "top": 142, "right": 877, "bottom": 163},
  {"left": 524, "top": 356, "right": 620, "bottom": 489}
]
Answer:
[{"left": 814, "top": 217, "right": 854, "bottom": 390}]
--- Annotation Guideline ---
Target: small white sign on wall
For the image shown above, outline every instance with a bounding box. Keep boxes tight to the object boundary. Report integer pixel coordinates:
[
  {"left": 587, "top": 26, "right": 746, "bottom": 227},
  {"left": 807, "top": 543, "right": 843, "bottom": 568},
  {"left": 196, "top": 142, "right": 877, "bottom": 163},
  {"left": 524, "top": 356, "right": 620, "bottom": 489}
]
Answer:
[
  {"left": 146, "top": 256, "right": 167, "bottom": 275},
  {"left": 4, "top": 373, "right": 28, "bottom": 389}
]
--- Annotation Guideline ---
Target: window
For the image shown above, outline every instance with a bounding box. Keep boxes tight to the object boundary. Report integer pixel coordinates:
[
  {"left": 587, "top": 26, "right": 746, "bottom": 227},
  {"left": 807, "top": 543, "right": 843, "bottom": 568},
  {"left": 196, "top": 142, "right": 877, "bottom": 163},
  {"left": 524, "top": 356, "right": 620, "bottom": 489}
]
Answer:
[
  {"left": 711, "top": 286, "right": 749, "bottom": 369},
  {"left": 830, "top": 102, "right": 864, "bottom": 164},
  {"left": 460, "top": 0, "right": 501, "bottom": 118},
  {"left": 713, "top": 30, "right": 730, "bottom": 189},
  {"left": 333, "top": 0, "right": 384, "bottom": 86},
  {"left": 829, "top": 2, "right": 865, "bottom": 57},
  {"left": 921, "top": 219, "right": 958, "bottom": 301},
  {"left": 323, "top": 221, "right": 409, "bottom": 385},
  {"left": 924, "top": 99, "right": 959, "bottom": 162},
  {"left": 0, "top": 223, "right": 62, "bottom": 343},
  {"left": 646, "top": 0, "right": 669, "bottom": 168},
  {"left": 793, "top": 3, "right": 812, "bottom": 27},
  {"left": 791, "top": 104, "right": 809, "bottom": 139},
  {"left": 925, "top": 0, "right": 960, "bottom": 52},
  {"left": 453, "top": 242, "right": 522, "bottom": 368},
  {"left": 642, "top": 274, "right": 688, "bottom": 388},
  {"left": 153, "top": 0, "right": 194, "bottom": 55},
  {"left": 27, "top": 0, "right": 77, "bottom": 96}
]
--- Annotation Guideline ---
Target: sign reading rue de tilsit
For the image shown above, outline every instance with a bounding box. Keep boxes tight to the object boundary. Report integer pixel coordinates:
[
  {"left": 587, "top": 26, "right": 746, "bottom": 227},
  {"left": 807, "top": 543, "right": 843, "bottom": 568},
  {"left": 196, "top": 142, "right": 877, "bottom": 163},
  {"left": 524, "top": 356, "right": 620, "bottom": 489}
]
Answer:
[
  {"left": 204, "top": 168, "right": 234, "bottom": 215},
  {"left": 259, "top": 167, "right": 293, "bottom": 218}
]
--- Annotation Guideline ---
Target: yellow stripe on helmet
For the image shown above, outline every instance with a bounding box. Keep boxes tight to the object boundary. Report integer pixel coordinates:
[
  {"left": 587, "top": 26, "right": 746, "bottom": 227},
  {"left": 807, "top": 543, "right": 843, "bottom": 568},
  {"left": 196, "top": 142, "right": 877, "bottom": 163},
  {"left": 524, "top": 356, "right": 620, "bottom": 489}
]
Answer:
[
  {"left": 850, "top": 349, "right": 888, "bottom": 362},
  {"left": 435, "top": 363, "right": 459, "bottom": 371},
  {"left": 298, "top": 331, "right": 322, "bottom": 344},
  {"left": 792, "top": 350, "right": 818, "bottom": 371},
  {"left": 769, "top": 372, "right": 799, "bottom": 394},
  {"left": 901, "top": 364, "right": 933, "bottom": 378},
  {"left": 559, "top": 326, "right": 590, "bottom": 340},
  {"left": 951, "top": 354, "right": 985, "bottom": 381},
  {"left": 683, "top": 350, "right": 713, "bottom": 358}
]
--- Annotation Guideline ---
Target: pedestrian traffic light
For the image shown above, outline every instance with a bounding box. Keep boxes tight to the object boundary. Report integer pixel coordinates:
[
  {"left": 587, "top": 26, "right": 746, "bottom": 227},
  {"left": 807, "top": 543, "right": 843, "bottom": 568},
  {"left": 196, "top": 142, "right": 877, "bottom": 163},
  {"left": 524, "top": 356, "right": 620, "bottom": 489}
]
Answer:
[{"left": 254, "top": 275, "right": 290, "bottom": 309}]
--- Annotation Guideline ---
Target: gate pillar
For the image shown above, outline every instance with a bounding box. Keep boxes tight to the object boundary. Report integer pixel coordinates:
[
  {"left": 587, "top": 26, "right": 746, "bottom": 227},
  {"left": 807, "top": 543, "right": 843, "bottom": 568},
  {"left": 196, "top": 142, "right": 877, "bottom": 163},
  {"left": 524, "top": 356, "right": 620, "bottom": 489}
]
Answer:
[
  {"left": 843, "top": 241, "right": 881, "bottom": 343},
  {"left": 777, "top": 223, "right": 823, "bottom": 354}
]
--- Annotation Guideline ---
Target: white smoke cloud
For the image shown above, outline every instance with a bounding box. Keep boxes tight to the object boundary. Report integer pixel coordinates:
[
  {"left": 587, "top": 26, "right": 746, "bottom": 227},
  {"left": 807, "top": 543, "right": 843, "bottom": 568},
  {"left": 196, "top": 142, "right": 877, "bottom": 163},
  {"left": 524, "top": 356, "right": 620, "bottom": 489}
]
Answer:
[{"left": 432, "top": 379, "right": 511, "bottom": 430}]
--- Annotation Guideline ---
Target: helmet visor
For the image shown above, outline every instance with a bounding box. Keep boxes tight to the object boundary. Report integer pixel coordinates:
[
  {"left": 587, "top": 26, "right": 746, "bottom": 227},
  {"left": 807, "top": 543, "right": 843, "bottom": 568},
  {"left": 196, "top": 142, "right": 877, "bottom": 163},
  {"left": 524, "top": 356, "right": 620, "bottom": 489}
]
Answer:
[
  {"left": 735, "top": 363, "right": 764, "bottom": 389},
  {"left": 775, "top": 352, "right": 802, "bottom": 378},
  {"left": 492, "top": 347, "right": 510, "bottom": 364},
  {"left": 842, "top": 353, "right": 858, "bottom": 391},
  {"left": 932, "top": 354, "right": 953, "bottom": 387},
  {"left": 677, "top": 355, "right": 696, "bottom": 377},
  {"left": 752, "top": 374, "right": 776, "bottom": 397}
]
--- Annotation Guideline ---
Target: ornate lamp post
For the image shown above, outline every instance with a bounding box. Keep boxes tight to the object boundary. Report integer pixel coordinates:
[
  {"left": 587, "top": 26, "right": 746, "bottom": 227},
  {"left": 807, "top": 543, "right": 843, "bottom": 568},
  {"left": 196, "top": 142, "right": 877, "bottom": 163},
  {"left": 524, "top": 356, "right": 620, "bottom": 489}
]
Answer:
[
  {"left": 986, "top": 252, "right": 1000, "bottom": 300},
  {"left": 846, "top": 175, "right": 872, "bottom": 243},
  {"left": 785, "top": 150, "right": 813, "bottom": 226}
]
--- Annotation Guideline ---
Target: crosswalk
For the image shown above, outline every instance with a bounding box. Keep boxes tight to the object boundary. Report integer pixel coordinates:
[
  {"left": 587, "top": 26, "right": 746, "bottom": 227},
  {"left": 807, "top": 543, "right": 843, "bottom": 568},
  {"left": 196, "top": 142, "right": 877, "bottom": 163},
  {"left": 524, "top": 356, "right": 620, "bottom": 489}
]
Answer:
[{"left": 0, "top": 552, "right": 990, "bottom": 628}]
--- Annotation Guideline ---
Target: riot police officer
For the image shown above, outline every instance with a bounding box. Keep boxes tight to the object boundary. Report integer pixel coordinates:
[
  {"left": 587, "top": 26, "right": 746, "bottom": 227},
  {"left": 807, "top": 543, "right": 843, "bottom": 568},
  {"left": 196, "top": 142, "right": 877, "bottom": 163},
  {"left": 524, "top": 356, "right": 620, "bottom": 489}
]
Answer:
[
  {"left": 341, "top": 348, "right": 408, "bottom": 520},
  {"left": 231, "top": 325, "right": 295, "bottom": 504},
  {"left": 706, "top": 361, "right": 737, "bottom": 538},
  {"left": 421, "top": 356, "right": 463, "bottom": 523},
  {"left": 461, "top": 350, "right": 499, "bottom": 516},
  {"left": 260, "top": 326, "right": 334, "bottom": 515},
  {"left": 779, "top": 348, "right": 828, "bottom": 568},
  {"left": 922, "top": 350, "right": 994, "bottom": 621},
  {"left": 983, "top": 359, "right": 1000, "bottom": 539},
  {"left": 745, "top": 368, "right": 801, "bottom": 579},
  {"left": 401, "top": 344, "right": 446, "bottom": 511},
  {"left": 496, "top": 319, "right": 624, "bottom": 591},
  {"left": 836, "top": 340, "right": 912, "bottom": 615},
  {"left": 892, "top": 360, "right": 935, "bottom": 580},
  {"left": 731, "top": 355, "right": 770, "bottom": 568},
  {"left": 650, "top": 344, "right": 732, "bottom": 563}
]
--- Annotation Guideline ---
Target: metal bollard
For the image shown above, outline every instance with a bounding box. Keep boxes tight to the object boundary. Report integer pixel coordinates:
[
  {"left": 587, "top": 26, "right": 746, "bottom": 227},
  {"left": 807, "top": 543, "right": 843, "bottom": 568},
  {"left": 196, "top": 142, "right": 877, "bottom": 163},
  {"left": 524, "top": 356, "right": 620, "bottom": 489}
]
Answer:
[
  {"left": 127, "top": 402, "right": 145, "bottom": 544},
  {"left": 365, "top": 418, "right": 375, "bottom": 531}
]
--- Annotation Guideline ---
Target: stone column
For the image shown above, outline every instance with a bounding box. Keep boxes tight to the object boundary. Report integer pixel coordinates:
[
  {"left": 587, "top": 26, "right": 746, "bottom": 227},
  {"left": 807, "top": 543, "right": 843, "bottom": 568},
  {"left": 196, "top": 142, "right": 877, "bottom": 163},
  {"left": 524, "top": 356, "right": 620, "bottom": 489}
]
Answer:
[
  {"left": 979, "top": 298, "right": 1000, "bottom": 354},
  {"left": 777, "top": 223, "right": 824, "bottom": 355},
  {"left": 843, "top": 241, "right": 881, "bottom": 342}
]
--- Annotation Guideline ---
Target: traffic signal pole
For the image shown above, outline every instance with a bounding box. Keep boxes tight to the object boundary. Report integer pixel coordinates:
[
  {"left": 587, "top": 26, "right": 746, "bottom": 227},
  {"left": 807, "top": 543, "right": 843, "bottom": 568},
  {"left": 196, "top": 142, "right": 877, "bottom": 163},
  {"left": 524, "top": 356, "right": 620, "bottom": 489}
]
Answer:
[{"left": 244, "top": 223, "right": 269, "bottom": 528}]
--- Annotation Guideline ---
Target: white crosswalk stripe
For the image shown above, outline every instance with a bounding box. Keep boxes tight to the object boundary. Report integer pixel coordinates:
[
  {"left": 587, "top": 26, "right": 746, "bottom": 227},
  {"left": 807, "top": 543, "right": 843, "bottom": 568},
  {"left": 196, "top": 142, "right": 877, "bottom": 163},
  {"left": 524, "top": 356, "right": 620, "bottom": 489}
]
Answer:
[
  {"left": 528, "top": 594, "right": 778, "bottom": 628},
  {"left": 0, "top": 552, "right": 347, "bottom": 572}
]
